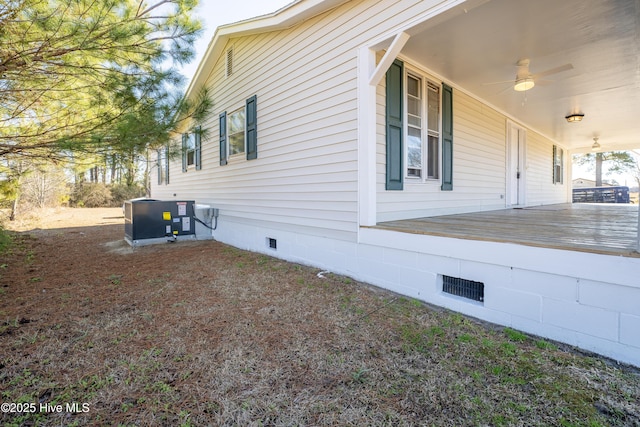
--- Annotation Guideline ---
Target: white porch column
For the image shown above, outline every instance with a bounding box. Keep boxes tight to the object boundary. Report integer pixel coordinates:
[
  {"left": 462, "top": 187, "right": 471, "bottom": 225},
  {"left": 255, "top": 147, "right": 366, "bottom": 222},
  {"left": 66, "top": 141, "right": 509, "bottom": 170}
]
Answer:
[
  {"left": 357, "top": 32, "right": 410, "bottom": 232},
  {"left": 357, "top": 46, "right": 378, "bottom": 229},
  {"left": 637, "top": 200, "right": 639, "bottom": 253}
]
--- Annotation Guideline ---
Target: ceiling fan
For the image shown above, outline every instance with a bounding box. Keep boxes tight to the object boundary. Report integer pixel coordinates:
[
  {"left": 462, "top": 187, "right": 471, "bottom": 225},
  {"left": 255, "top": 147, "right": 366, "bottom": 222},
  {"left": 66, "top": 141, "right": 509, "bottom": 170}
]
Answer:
[{"left": 485, "top": 59, "right": 573, "bottom": 92}]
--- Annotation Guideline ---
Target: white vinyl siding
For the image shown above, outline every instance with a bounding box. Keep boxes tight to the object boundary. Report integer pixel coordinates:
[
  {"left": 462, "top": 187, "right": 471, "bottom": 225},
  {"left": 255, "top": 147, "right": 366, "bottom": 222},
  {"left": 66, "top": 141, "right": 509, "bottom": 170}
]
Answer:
[
  {"left": 526, "top": 132, "right": 568, "bottom": 205},
  {"left": 153, "top": 0, "right": 376, "bottom": 241},
  {"left": 149, "top": 0, "right": 572, "bottom": 236}
]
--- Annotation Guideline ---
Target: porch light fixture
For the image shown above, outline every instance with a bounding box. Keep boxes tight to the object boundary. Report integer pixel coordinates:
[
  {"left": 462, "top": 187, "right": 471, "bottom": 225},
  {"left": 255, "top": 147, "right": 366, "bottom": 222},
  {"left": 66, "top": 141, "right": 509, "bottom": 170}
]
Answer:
[
  {"left": 565, "top": 113, "right": 585, "bottom": 123},
  {"left": 591, "top": 137, "right": 600, "bottom": 151},
  {"left": 514, "top": 77, "right": 535, "bottom": 92}
]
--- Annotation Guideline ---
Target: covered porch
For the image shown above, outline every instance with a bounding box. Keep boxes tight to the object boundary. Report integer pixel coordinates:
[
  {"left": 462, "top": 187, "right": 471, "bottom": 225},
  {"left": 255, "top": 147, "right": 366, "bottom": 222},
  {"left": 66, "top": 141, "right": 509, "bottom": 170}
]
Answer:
[
  {"left": 351, "top": 0, "right": 640, "bottom": 366},
  {"left": 374, "top": 203, "right": 640, "bottom": 258},
  {"left": 357, "top": 0, "right": 640, "bottom": 228}
]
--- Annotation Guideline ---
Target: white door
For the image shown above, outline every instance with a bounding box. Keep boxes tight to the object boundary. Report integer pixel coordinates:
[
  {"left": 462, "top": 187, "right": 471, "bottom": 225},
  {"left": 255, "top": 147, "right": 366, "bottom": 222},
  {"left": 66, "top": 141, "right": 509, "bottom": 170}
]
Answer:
[{"left": 506, "top": 122, "right": 526, "bottom": 207}]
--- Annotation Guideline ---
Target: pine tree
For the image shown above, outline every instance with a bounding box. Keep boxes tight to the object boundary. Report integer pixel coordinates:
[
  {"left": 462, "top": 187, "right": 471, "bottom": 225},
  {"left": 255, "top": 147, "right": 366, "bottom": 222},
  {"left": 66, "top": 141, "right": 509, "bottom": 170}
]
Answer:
[
  {"left": 574, "top": 151, "right": 637, "bottom": 186},
  {"left": 0, "top": 0, "right": 209, "bottom": 161}
]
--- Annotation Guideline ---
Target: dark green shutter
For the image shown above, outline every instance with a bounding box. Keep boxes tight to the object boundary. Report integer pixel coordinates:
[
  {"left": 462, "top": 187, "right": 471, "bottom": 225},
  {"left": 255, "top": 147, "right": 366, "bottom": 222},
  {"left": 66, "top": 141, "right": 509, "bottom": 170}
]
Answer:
[
  {"left": 181, "top": 133, "right": 187, "bottom": 172},
  {"left": 246, "top": 95, "right": 257, "bottom": 160},
  {"left": 157, "top": 149, "right": 162, "bottom": 185},
  {"left": 386, "top": 59, "right": 403, "bottom": 190},
  {"left": 165, "top": 146, "right": 170, "bottom": 184},
  {"left": 552, "top": 145, "right": 557, "bottom": 183},
  {"left": 219, "top": 112, "right": 227, "bottom": 166},
  {"left": 194, "top": 126, "right": 202, "bottom": 170},
  {"left": 559, "top": 147, "right": 563, "bottom": 184},
  {"left": 441, "top": 83, "right": 453, "bottom": 191}
]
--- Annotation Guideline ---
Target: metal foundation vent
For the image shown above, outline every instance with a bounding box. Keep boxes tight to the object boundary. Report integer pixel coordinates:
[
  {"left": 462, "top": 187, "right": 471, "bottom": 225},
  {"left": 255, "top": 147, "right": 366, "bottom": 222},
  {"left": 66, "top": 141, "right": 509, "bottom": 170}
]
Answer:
[
  {"left": 442, "top": 275, "right": 484, "bottom": 302},
  {"left": 267, "top": 238, "right": 277, "bottom": 250}
]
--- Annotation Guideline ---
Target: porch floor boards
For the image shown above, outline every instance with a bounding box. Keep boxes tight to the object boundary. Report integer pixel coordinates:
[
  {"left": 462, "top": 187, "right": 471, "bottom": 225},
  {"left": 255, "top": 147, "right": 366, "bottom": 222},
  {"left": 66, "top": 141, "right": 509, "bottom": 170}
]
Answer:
[{"left": 374, "top": 203, "right": 640, "bottom": 258}]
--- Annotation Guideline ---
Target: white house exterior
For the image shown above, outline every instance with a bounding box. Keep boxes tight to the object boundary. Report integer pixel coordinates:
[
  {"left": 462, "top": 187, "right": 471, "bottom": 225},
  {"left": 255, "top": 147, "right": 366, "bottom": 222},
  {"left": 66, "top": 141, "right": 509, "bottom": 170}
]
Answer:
[{"left": 151, "top": 0, "right": 640, "bottom": 366}]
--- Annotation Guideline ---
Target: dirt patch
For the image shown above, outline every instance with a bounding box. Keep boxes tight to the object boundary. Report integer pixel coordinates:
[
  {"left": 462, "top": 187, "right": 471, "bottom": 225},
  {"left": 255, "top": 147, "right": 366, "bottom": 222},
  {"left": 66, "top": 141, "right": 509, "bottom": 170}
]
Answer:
[
  {"left": 4, "top": 207, "right": 125, "bottom": 231},
  {"left": 1, "top": 208, "right": 639, "bottom": 426}
]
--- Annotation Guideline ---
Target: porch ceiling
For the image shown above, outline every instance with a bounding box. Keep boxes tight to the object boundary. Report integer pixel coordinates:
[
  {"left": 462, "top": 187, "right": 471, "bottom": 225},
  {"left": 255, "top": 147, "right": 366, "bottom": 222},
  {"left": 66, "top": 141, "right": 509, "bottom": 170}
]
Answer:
[{"left": 401, "top": 0, "right": 640, "bottom": 153}]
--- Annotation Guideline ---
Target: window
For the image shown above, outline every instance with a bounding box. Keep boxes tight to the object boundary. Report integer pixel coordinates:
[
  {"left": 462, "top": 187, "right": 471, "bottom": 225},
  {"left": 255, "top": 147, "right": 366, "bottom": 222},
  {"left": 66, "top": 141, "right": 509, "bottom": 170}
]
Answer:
[
  {"left": 386, "top": 60, "right": 452, "bottom": 191},
  {"left": 553, "top": 145, "right": 563, "bottom": 184},
  {"left": 228, "top": 107, "right": 245, "bottom": 156},
  {"left": 219, "top": 95, "right": 258, "bottom": 165},
  {"left": 157, "top": 146, "right": 169, "bottom": 185},
  {"left": 406, "top": 74, "right": 422, "bottom": 177},
  {"left": 181, "top": 127, "right": 201, "bottom": 172},
  {"left": 406, "top": 72, "right": 440, "bottom": 180},
  {"left": 185, "top": 133, "right": 196, "bottom": 166}
]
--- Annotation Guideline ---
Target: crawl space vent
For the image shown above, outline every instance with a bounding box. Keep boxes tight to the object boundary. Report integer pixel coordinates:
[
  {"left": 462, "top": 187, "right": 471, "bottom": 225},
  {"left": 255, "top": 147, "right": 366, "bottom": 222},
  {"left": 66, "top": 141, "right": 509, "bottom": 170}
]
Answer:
[
  {"left": 267, "top": 238, "right": 277, "bottom": 250},
  {"left": 442, "top": 275, "right": 484, "bottom": 302}
]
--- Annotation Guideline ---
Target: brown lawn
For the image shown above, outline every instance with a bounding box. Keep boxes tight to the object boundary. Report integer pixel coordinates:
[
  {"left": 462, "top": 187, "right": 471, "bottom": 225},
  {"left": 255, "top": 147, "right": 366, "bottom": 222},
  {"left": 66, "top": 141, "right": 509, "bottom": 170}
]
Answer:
[{"left": 1, "top": 208, "right": 639, "bottom": 426}]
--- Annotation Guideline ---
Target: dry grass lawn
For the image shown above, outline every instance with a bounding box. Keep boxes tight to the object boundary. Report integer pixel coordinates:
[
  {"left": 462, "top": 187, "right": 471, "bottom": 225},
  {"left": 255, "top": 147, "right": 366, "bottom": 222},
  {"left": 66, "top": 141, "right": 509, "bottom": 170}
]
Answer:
[{"left": 1, "top": 208, "right": 639, "bottom": 426}]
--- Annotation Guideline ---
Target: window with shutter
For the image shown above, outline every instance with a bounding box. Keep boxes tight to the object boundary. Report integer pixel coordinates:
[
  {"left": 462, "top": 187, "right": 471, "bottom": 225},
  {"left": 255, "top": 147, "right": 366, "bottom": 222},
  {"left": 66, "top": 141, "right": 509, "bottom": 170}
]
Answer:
[
  {"left": 219, "top": 95, "right": 258, "bottom": 165},
  {"left": 387, "top": 60, "right": 451, "bottom": 189},
  {"left": 181, "top": 128, "right": 201, "bottom": 172}
]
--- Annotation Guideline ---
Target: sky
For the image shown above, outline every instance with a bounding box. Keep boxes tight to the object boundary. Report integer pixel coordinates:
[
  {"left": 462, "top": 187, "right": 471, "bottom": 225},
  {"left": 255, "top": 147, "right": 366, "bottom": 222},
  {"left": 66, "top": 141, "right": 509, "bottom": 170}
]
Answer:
[{"left": 178, "top": 0, "right": 294, "bottom": 82}]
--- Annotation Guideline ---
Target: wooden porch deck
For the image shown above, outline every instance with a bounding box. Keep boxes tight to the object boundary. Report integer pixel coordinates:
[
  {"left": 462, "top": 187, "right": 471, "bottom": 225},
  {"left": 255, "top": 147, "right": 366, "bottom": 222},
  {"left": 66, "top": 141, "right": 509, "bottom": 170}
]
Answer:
[{"left": 374, "top": 203, "right": 640, "bottom": 258}]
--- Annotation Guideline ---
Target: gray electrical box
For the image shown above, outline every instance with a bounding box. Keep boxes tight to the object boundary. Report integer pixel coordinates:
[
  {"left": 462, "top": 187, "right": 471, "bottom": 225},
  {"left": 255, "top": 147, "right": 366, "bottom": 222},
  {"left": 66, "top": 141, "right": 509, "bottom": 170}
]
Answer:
[{"left": 124, "top": 199, "right": 196, "bottom": 246}]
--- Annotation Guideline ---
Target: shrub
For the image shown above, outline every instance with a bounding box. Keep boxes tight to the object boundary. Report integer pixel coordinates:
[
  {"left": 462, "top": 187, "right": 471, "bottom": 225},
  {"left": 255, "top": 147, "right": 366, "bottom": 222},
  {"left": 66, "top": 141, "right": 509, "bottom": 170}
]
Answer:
[
  {"left": 110, "top": 184, "right": 146, "bottom": 207},
  {"left": 69, "top": 183, "right": 112, "bottom": 207},
  {"left": 0, "top": 226, "right": 12, "bottom": 254}
]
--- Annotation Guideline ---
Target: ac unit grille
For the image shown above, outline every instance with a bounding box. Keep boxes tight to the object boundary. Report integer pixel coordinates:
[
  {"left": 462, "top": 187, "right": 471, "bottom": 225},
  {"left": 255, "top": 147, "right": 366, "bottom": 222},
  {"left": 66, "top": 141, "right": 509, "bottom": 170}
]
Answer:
[{"left": 443, "top": 275, "right": 484, "bottom": 302}]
